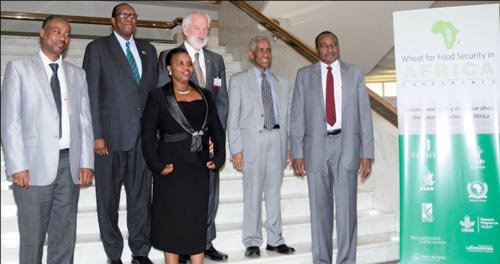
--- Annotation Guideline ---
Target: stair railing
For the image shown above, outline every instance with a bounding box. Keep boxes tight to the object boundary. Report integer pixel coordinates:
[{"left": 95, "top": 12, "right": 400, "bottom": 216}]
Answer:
[
  {"left": 229, "top": 1, "right": 398, "bottom": 127},
  {"left": 1, "top": 11, "right": 219, "bottom": 30}
]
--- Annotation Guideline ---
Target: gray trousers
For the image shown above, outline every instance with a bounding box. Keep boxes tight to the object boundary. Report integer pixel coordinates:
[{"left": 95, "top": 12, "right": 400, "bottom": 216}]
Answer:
[
  {"left": 13, "top": 151, "right": 79, "bottom": 264},
  {"left": 307, "top": 134, "right": 358, "bottom": 264},
  {"left": 242, "top": 129, "right": 286, "bottom": 248},
  {"left": 94, "top": 140, "right": 152, "bottom": 260}
]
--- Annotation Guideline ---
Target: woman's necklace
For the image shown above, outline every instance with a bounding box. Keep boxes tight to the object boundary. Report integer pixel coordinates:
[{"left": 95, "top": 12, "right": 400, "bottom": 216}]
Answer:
[{"left": 174, "top": 88, "right": 191, "bottom": 95}]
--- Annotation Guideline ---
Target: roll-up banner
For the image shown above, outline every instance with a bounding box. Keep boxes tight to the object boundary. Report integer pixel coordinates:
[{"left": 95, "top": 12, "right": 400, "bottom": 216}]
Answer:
[{"left": 394, "top": 4, "right": 500, "bottom": 263}]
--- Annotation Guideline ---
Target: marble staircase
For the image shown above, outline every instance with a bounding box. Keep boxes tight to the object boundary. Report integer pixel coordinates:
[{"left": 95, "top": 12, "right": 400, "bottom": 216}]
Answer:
[{"left": 1, "top": 34, "right": 399, "bottom": 263}]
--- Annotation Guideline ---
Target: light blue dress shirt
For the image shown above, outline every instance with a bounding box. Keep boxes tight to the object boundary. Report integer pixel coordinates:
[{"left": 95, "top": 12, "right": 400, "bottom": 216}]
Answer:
[{"left": 253, "top": 66, "right": 280, "bottom": 125}]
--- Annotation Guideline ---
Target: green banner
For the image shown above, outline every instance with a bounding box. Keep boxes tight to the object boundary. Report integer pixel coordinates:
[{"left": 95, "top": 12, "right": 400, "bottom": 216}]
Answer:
[
  {"left": 394, "top": 4, "right": 500, "bottom": 263},
  {"left": 399, "top": 134, "right": 500, "bottom": 263}
]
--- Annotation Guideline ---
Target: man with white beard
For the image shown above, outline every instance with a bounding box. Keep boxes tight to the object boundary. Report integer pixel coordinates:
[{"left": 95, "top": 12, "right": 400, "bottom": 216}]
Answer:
[{"left": 156, "top": 10, "right": 229, "bottom": 264}]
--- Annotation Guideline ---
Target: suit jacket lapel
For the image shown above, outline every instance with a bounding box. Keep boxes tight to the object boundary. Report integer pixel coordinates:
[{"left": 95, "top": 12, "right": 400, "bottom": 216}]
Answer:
[
  {"left": 32, "top": 55, "right": 57, "bottom": 110},
  {"left": 136, "top": 40, "right": 148, "bottom": 87},
  {"left": 339, "top": 61, "right": 349, "bottom": 115},
  {"left": 63, "top": 62, "right": 75, "bottom": 117},
  {"left": 203, "top": 48, "right": 212, "bottom": 90},
  {"left": 269, "top": 72, "right": 283, "bottom": 112},
  {"left": 246, "top": 68, "right": 262, "bottom": 107},
  {"left": 107, "top": 35, "right": 137, "bottom": 86},
  {"left": 311, "top": 62, "right": 325, "bottom": 116}
]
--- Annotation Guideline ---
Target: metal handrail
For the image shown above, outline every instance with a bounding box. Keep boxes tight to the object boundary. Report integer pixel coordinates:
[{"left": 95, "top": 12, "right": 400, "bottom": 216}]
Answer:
[
  {"left": 1, "top": 11, "right": 177, "bottom": 29},
  {"left": 229, "top": 1, "right": 398, "bottom": 127},
  {"left": 0, "top": 11, "right": 219, "bottom": 29}
]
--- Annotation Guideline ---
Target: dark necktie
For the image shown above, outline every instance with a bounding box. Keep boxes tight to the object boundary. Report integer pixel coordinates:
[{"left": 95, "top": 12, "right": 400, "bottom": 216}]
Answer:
[
  {"left": 261, "top": 73, "right": 275, "bottom": 129},
  {"left": 194, "top": 52, "right": 205, "bottom": 88},
  {"left": 49, "top": 63, "right": 62, "bottom": 138},
  {"left": 326, "top": 66, "right": 336, "bottom": 126},
  {"left": 126, "top": 41, "right": 141, "bottom": 85}
]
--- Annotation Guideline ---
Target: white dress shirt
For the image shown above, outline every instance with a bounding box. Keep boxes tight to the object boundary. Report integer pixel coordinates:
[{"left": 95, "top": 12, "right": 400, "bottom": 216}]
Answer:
[{"left": 39, "top": 50, "right": 70, "bottom": 149}]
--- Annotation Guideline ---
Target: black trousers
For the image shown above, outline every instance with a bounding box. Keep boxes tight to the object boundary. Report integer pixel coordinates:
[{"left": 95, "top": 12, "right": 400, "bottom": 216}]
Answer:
[{"left": 94, "top": 139, "right": 152, "bottom": 260}]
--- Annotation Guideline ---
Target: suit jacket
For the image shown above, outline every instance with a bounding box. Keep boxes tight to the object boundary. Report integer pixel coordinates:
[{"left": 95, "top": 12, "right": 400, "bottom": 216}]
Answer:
[
  {"left": 227, "top": 68, "right": 292, "bottom": 166},
  {"left": 82, "top": 34, "right": 158, "bottom": 151},
  {"left": 1, "top": 55, "right": 94, "bottom": 185},
  {"left": 157, "top": 43, "right": 229, "bottom": 128},
  {"left": 290, "top": 61, "right": 374, "bottom": 173},
  {"left": 141, "top": 84, "right": 226, "bottom": 174}
]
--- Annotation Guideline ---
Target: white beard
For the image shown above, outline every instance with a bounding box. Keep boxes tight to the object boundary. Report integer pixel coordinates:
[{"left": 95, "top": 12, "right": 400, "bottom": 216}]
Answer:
[{"left": 187, "top": 34, "right": 208, "bottom": 50}]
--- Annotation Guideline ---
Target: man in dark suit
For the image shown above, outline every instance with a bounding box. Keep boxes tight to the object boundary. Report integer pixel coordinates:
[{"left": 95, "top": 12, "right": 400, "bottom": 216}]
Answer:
[
  {"left": 157, "top": 10, "right": 229, "bottom": 263},
  {"left": 291, "top": 31, "right": 374, "bottom": 264},
  {"left": 1, "top": 15, "right": 94, "bottom": 263},
  {"left": 82, "top": 3, "right": 158, "bottom": 264}
]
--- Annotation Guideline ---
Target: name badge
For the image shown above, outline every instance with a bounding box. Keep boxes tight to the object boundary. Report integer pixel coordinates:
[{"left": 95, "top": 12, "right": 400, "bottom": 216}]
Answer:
[{"left": 214, "top": 77, "right": 222, "bottom": 88}]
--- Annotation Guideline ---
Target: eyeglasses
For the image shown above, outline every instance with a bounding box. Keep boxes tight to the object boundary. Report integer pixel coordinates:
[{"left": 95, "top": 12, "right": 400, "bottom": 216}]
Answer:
[{"left": 114, "top": 13, "right": 138, "bottom": 19}]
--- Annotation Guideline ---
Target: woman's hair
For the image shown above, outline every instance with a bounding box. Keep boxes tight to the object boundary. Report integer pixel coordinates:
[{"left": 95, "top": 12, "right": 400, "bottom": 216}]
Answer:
[{"left": 164, "top": 47, "right": 189, "bottom": 69}]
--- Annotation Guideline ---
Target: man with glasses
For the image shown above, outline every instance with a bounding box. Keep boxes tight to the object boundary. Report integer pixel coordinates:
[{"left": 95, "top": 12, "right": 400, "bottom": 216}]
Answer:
[{"left": 82, "top": 3, "right": 158, "bottom": 264}]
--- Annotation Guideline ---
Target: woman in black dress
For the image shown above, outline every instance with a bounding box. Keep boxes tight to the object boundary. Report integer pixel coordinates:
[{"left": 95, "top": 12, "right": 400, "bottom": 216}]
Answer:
[{"left": 141, "top": 48, "right": 225, "bottom": 264}]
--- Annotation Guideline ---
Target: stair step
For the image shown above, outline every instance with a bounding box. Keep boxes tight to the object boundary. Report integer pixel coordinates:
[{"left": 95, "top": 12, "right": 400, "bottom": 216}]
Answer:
[
  {"left": 0, "top": 232, "right": 399, "bottom": 264},
  {"left": 1, "top": 208, "right": 394, "bottom": 250},
  {"left": 2, "top": 184, "right": 374, "bottom": 227},
  {"left": 1, "top": 192, "right": 379, "bottom": 246}
]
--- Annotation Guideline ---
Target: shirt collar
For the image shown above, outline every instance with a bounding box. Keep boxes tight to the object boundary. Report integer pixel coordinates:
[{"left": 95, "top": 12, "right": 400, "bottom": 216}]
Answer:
[
  {"left": 113, "top": 31, "right": 135, "bottom": 48},
  {"left": 252, "top": 65, "right": 270, "bottom": 77},
  {"left": 39, "top": 49, "right": 62, "bottom": 65},
  {"left": 320, "top": 59, "right": 340, "bottom": 71},
  {"left": 183, "top": 41, "right": 204, "bottom": 59}
]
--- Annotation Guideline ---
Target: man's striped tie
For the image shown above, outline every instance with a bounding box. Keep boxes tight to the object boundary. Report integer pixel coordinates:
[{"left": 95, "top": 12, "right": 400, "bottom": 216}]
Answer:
[{"left": 126, "top": 41, "right": 140, "bottom": 85}]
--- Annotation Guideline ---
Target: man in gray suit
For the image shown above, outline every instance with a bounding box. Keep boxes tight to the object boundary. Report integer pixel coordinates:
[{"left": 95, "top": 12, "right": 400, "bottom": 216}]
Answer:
[
  {"left": 291, "top": 31, "right": 374, "bottom": 264},
  {"left": 82, "top": 3, "right": 157, "bottom": 264},
  {"left": 157, "top": 10, "right": 229, "bottom": 263},
  {"left": 1, "top": 15, "right": 94, "bottom": 264},
  {"left": 228, "top": 36, "right": 295, "bottom": 258}
]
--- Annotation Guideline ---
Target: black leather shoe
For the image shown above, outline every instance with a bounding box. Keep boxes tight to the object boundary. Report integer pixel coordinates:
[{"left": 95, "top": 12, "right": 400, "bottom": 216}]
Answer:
[
  {"left": 205, "top": 246, "right": 228, "bottom": 261},
  {"left": 131, "top": 256, "right": 153, "bottom": 264},
  {"left": 179, "top": 254, "right": 190, "bottom": 264},
  {"left": 108, "top": 260, "right": 123, "bottom": 264},
  {"left": 245, "top": 246, "right": 260, "bottom": 258},
  {"left": 266, "top": 244, "right": 296, "bottom": 254}
]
